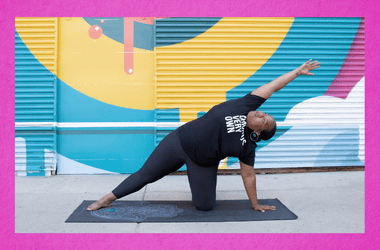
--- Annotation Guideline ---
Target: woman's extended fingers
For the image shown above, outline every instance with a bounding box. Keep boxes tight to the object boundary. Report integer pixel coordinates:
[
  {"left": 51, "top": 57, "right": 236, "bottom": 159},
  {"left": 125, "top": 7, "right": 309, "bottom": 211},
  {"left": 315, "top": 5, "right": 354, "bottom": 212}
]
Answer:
[
  {"left": 305, "top": 59, "right": 320, "bottom": 66},
  {"left": 262, "top": 205, "right": 276, "bottom": 210},
  {"left": 311, "top": 61, "right": 320, "bottom": 67},
  {"left": 303, "top": 60, "right": 320, "bottom": 75},
  {"left": 307, "top": 60, "right": 319, "bottom": 67}
]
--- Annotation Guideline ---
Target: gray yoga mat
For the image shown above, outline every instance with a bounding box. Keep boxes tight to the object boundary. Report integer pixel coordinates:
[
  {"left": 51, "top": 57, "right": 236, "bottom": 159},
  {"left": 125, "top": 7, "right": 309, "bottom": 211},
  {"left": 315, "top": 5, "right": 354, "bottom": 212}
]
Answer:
[{"left": 66, "top": 199, "right": 297, "bottom": 223}]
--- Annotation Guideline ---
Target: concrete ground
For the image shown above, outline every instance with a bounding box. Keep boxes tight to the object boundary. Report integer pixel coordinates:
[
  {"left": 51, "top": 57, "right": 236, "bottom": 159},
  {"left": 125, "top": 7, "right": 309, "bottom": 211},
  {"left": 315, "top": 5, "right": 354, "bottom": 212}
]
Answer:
[{"left": 15, "top": 171, "right": 365, "bottom": 233}]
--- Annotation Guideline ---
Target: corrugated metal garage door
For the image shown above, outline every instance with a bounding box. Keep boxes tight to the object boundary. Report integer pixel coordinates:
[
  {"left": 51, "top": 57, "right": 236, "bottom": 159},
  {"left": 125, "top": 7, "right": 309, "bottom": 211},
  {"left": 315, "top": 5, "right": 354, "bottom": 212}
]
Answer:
[
  {"left": 15, "top": 17, "right": 58, "bottom": 176},
  {"left": 154, "top": 17, "right": 364, "bottom": 170}
]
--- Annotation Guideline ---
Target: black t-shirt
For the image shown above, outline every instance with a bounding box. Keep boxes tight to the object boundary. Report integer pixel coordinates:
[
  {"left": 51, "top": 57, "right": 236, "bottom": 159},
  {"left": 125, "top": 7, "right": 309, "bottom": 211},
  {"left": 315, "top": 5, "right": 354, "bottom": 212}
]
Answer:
[{"left": 178, "top": 94, "right": 267, "bottom": 167}]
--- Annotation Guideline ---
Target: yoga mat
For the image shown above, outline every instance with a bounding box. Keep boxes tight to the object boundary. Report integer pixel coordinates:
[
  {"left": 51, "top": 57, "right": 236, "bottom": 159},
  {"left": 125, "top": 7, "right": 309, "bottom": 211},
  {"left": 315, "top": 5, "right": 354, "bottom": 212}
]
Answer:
[{"left": 66, "top": 199, "right": 297, "bottom": 223}]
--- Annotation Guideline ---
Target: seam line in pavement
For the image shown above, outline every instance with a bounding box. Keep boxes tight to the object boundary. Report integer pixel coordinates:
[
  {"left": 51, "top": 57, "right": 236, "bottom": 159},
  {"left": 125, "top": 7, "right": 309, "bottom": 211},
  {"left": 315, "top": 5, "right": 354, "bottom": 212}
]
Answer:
[
  {"left": 135, "top": 223, "right": 140, "bottom": 233},
  {"left": 134, "top": 186, "right": 148, "bottom": 233},
  {"left": 142, "top": 185, "right": 147, "bottom": 201}
]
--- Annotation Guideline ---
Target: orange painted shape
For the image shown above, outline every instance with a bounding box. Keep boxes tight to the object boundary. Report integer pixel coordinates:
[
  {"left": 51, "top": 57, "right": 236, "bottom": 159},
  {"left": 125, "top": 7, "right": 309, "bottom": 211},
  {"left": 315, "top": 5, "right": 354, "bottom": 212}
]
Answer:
[{"left": 89, "top": 25, "right": 103, "bottom": 39}]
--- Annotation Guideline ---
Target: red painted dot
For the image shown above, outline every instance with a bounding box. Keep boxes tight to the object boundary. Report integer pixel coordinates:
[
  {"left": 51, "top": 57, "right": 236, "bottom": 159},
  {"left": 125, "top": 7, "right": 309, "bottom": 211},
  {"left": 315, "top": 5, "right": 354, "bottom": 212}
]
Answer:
[{"left": 89, "top": 25, "right": 103, "bottom": 39}]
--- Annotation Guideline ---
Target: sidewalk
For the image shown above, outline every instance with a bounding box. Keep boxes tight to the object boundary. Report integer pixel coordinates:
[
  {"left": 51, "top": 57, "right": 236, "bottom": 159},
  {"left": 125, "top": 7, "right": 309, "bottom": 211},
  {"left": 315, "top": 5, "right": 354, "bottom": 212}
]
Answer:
[{"left": 15, "top": 171, "right": 364, "bottom": 233}]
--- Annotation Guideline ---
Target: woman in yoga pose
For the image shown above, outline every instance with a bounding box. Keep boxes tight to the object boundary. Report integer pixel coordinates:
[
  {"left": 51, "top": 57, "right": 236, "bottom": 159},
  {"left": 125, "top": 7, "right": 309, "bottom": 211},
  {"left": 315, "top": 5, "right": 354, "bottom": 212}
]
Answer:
[{"left": 87, "top": 59, "right": 320, "bottom": 212}]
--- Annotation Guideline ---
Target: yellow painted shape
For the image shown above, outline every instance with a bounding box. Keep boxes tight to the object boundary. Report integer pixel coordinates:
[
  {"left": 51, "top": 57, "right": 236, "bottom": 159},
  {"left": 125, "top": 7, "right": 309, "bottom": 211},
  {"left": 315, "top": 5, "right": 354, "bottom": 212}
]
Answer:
[
  {"left": 17, "top": 17, "right": 155, "bottom": 110},
  {"left": 156, "top": 17, "right": 294, "bottom": 122}
]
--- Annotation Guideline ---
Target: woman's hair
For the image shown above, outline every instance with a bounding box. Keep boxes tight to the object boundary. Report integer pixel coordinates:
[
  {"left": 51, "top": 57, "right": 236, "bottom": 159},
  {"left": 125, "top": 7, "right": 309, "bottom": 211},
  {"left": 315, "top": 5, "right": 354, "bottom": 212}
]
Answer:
[{"left": 257, "top": 121, "right": 277, "bottom": 142}]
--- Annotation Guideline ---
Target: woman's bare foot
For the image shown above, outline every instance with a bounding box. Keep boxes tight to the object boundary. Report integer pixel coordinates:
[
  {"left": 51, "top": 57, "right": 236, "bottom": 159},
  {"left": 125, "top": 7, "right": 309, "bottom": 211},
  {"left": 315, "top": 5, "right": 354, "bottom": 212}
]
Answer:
[{"left": 86, "top": 192, "right": 117, "bottom": 211}]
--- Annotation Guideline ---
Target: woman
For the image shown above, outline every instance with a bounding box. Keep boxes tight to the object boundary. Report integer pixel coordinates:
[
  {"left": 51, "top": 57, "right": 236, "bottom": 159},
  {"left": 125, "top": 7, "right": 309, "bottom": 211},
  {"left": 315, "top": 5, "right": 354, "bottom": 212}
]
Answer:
[{"left": 87, "top": 59, "right": 320, "bottom": 212}]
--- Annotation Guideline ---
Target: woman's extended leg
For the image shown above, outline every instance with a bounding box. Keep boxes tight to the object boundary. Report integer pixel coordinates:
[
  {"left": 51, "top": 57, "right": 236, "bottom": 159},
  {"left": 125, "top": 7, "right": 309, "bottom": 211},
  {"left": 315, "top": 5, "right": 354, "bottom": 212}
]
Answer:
[
  {"left": 186, "top": 160, "right": 218, "bottom": 211},
  {"left": 87, "top": 129, "right": 187, "bottom": 211}
]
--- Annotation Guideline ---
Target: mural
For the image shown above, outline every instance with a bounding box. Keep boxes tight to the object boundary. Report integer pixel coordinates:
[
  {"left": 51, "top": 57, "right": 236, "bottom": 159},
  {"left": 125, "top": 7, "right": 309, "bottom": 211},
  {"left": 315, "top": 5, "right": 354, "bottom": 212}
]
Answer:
[{"left": 15, "top": 17, "right": 364, "bottom": 176}]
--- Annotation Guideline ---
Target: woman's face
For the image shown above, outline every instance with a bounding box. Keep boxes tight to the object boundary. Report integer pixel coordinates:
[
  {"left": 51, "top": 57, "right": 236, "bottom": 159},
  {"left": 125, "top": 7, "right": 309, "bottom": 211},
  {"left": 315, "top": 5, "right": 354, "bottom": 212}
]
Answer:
[{"left": 246, "top": 111, "right": 275, "bottom": 135}]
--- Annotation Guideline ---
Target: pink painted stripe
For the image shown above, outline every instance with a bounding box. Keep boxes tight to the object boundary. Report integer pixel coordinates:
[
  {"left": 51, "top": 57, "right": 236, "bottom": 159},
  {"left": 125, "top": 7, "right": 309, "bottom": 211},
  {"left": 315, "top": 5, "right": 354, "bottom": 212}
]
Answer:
[
  {"left": 124, "top": 17, "right": 155, "bottom": 75},
  {"left": 324, "top": 18, "right": 365, "bottom": 99},
  {"left": 124, "top": 17, "right": 136, "bottom": 74}
]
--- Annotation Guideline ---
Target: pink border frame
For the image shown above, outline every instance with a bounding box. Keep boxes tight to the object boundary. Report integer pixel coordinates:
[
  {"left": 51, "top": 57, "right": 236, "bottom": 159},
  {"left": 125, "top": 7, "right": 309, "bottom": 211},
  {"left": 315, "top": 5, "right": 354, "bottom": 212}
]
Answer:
[{"left": 2, "top": 0, "right": 379, "bottom": 249}]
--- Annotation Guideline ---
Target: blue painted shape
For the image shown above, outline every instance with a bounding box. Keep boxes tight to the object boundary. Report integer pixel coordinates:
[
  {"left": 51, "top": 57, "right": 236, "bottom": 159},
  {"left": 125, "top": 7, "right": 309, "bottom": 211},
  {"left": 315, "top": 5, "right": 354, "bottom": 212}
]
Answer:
[
  {"left": 107, "top": 208, "right": 118, "bottom": 212},
  {"left": 27, "top": 172, "right": 45, "bottom": 177},
  {"left": 134, "top": 21, "right": 154, "bottom": 50},
  {"left": 197, "top": 111, "right": 206, "bottom": 118},
  {"left": 83, "top": 18, "right": 125, "bottom": 44},
  {"left": 15, "top": 29, "right": 56, "bottom": 123},
  {"left": 226, "top": 157, "right": 239, "bottom": 167},
  {"left": 155, "top": 17, "right": 222, "bottom": 47},
  {"left": 317, "top": 128, "right": 362, "bottom": 166},
  {"left": 155, "top": 110, "right": 180, "bottom": 122},
  {"left": 226, "top": 17, "right": 362, "bottom": 122}
]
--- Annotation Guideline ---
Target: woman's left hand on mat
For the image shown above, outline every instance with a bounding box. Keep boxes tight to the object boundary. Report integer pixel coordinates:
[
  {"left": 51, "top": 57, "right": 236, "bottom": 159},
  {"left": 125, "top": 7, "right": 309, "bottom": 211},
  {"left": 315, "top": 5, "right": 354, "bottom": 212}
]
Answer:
[{"left": 253, "top": 204, "right": 276, "bottom": 213}]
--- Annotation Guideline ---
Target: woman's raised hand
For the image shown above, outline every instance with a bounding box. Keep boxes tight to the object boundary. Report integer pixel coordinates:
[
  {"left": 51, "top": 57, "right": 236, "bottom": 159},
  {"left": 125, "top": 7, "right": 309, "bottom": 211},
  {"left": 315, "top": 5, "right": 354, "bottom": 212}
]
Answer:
[{"left": 297, "top": 59, "right": 320, "bottom": 76}]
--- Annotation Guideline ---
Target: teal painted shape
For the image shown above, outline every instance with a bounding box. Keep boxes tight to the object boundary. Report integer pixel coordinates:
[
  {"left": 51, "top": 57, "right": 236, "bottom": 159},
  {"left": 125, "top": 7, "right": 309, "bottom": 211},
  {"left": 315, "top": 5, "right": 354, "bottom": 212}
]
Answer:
[
  {"left": 57, "top": 130, "right": 156, "bottom": 173},
  {"left": 155, "top": 17, "right": 222, "bottom": 47},
  {"left": 197, "top": 111, "right": 206, "bottom": 118},
  {"left": 134, "top": 21, "right": 154, "bottom": 50},
  {"left": 15, "top": 29, "right": 56, "bottom": 123},
  {"left": 27, "top": 172, "right": 45, "bottom": 176},
  {"left": 226, "top": 17, "right": 362, "bottom": 122}
]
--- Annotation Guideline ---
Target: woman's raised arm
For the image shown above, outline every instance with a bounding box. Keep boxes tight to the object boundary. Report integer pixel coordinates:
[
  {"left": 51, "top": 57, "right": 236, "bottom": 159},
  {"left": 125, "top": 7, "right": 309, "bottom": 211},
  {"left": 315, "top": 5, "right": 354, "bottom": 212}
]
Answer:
[{"left": 251, "top": 59, "right": 320, "bottom": 100}]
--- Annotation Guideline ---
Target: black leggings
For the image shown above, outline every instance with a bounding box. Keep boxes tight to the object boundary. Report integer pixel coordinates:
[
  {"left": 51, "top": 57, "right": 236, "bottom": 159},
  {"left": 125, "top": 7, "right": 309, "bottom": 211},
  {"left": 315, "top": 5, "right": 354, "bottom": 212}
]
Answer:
[{"left": 112, "top": 129, "right": 218, "bottom": 211}]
